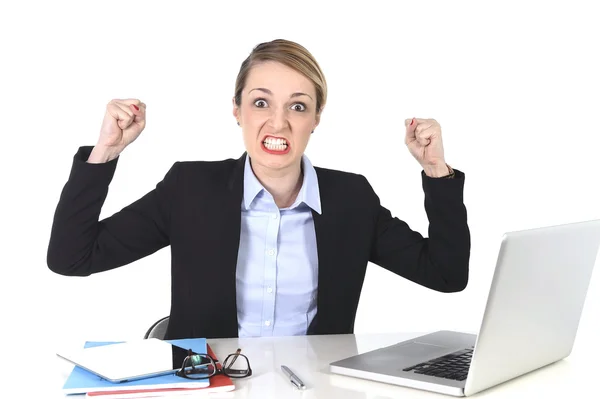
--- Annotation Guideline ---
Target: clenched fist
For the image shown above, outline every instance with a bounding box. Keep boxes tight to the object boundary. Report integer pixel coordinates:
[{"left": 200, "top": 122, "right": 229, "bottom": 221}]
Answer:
[
  {"left": 88, "top": 99, "right": 146, "bottom": 163},
  {"left": 404, "top": 117, "right": 450, "bottom": 178}
]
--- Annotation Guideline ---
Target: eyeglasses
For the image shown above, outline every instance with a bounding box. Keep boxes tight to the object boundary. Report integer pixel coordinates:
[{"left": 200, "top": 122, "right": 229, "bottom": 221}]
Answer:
[{"left": 175, "top": 348, "right": 252, "bottom": 380}]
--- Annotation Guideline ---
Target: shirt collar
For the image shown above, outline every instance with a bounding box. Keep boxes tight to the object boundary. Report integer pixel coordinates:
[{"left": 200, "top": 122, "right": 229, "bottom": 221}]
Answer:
[{"left": 243, "top": 154, "right": 322, "bottom": 214}]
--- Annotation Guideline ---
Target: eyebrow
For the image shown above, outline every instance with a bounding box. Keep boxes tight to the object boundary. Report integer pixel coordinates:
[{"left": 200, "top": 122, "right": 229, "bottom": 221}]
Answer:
[{"left": 249, "top": 87, "right": 313, "bottom": 100}]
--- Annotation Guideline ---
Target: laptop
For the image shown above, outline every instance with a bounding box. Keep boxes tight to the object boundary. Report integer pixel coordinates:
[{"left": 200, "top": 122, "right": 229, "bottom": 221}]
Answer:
[{"left": 330, "top": 219, "right": 600, "bottom": 396}]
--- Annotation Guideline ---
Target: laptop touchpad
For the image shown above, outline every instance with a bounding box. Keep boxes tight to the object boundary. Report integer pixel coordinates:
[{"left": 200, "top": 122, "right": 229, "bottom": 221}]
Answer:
[{"left": 396, "top": 341, "right": 453, "bottom": 359}]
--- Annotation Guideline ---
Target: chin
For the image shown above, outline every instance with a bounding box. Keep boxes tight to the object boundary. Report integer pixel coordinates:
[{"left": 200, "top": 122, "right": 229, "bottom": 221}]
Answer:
[{"left": 253, "top": 150, "right": 298, "bottom": 171}]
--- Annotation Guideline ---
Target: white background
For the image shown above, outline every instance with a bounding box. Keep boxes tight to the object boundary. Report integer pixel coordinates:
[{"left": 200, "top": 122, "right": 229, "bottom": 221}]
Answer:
[{"left": 1, "top": 0, "right": 599, "bottom": 395}]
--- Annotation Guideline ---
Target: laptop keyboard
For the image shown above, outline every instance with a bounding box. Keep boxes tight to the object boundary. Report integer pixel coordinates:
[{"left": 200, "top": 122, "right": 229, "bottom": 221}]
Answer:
[{"left": 402, "top": 347, "right": 473, "bottom": 381}]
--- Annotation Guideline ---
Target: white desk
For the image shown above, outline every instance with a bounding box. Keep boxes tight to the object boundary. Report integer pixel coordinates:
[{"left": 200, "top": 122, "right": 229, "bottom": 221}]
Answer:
[{"left": 46, "top": 331, "right": 596, "bottom": 398}]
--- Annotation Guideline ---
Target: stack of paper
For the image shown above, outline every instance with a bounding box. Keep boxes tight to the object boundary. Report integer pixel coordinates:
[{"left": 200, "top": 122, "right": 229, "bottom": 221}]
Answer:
[{"left": 62, "top": 339, "right": 235, "bottom": 398}]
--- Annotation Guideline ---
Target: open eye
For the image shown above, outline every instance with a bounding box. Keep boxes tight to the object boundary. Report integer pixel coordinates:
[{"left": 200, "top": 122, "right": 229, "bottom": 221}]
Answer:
[
  {"left": 291, "top": 103, "right": 306, "bottom": 112},
  {"left": 254, "top": 99, "right": 268, "bottom": 108}
]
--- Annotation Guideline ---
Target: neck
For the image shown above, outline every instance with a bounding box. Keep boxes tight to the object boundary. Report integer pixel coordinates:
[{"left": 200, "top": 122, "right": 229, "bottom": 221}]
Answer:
[{"left": 250, "top": 158, "right": 304, "bottom": 208}]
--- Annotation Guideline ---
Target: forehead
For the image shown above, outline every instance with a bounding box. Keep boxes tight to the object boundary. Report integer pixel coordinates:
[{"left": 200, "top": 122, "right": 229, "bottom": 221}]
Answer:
[{"left": 245, "top": 61, "right": 315, "bottom": 97}]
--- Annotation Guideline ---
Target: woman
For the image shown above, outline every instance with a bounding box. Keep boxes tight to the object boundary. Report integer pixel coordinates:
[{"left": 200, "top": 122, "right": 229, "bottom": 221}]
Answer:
[{"left": 47, "top": 39, "right": 470, "bottom": 339}]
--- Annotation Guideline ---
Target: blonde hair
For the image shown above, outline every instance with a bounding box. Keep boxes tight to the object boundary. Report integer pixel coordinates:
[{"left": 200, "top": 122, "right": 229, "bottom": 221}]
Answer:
[{"left": 234, "top": 39, "right": 327, "bottom": 115}]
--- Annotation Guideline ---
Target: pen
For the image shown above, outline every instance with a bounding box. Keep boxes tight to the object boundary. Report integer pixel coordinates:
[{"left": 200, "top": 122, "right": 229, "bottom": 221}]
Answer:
[{"left": 281, "top": 365, "right": 306, "bottom": 389}]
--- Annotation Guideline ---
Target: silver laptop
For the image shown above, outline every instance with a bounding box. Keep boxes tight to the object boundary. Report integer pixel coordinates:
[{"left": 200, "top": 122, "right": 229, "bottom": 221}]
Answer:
[{"left": 330, "top": 219, "right": 600, "bottom": 396}]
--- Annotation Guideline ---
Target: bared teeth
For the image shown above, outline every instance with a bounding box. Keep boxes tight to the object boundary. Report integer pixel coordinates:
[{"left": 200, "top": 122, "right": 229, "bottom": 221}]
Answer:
[
  {"left": 264, "top": 138, "right": 288, "bottom": 145},
  {"left": 263, "top": 137, "right": 288, "bottom": 152}
]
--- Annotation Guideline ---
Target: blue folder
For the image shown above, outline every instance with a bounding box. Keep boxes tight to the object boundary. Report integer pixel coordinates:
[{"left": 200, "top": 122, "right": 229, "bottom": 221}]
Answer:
[{"left": 62, "top": 338, "right": 208, "bottom": 395}]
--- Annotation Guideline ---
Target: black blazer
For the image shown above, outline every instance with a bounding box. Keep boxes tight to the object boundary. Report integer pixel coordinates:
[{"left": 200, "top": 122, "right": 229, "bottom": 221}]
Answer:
[{"left": 47, "top": 146, "right": 470, "bottom": 339}]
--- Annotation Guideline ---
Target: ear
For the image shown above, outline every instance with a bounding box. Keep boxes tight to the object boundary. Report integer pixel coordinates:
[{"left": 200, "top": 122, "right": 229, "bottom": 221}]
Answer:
[
  {"left": 314, "top": 106, "right": 324, "bottom": 130},
  {"left": 232, "top": 97, "right": 240, "bottom": 122}
]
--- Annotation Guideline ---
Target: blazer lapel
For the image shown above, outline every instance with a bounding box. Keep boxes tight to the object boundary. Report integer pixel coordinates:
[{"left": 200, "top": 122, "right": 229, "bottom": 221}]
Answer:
[
  {"left": 309, "top": 169, "right": 342, "bottom": 334},
  {"left": 226, "top": 153, "right": 247, "bottom": 333},
  {"left": 204, "top": 153, "right": 246, "bottom": 338}
]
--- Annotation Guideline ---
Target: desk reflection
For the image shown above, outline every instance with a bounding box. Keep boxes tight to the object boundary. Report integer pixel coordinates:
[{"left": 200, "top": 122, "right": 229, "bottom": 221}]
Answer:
[{"left": 207, "top": 333, "right": 415, "bottom": 399}]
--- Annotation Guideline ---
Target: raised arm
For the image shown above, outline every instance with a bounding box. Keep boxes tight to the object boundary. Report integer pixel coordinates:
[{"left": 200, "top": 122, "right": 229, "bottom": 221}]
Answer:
[
  {"left": 368, "top": 117, "right": 470, "bottom": 292},
  {"left": 47, "top": 99, "right": 178, "bottom": 276}
]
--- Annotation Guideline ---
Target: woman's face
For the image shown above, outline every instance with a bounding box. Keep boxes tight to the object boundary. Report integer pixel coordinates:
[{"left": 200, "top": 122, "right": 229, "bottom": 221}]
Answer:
[{"left": 233, "top": 61, "right": 320, "bottom": 173}]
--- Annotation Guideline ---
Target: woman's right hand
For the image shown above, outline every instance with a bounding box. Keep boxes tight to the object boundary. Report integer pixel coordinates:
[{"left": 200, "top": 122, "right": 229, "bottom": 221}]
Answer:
[{"left": 88, "top": 99, "right": 146, "bottom": 163}]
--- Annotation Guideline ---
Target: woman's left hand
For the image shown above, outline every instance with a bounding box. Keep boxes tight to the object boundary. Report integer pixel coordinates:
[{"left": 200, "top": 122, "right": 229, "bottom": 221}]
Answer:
[{"left": 405, "top": 117, "right": 450, "bottom": 177}]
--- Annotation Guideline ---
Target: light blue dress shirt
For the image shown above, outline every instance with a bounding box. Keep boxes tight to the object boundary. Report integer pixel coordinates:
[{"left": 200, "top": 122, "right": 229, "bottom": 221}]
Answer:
[{"left": 236, "top": 154, "right": 322, "bottom": 337}]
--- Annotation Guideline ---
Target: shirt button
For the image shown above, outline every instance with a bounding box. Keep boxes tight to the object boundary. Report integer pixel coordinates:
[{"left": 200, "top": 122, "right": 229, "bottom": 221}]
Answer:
[
  {"left": 272, "top": 213, "right": 279, "bottom": 219},
  {"left": 265, "top": 320, "right": 271, "bottom": 327},
  {"left": 267, "top": 249, "right": 276, "bottom": 256},
  {"left": 266, "top": 287, "right": 273, "bottom": 293}
]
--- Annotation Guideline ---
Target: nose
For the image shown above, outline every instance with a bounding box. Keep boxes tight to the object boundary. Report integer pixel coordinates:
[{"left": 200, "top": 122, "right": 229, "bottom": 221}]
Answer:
[{"left": 268, "top": 107, "right": 289, "bottom": 132}]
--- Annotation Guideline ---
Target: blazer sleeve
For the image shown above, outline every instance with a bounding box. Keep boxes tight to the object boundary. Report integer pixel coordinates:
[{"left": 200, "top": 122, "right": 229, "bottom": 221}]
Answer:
[
  {"left": 46, "top": 146, "right": 179, "bottom": 276},
  {"left": 367, "top": 170, "right": 470, "bottom": 292}
]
